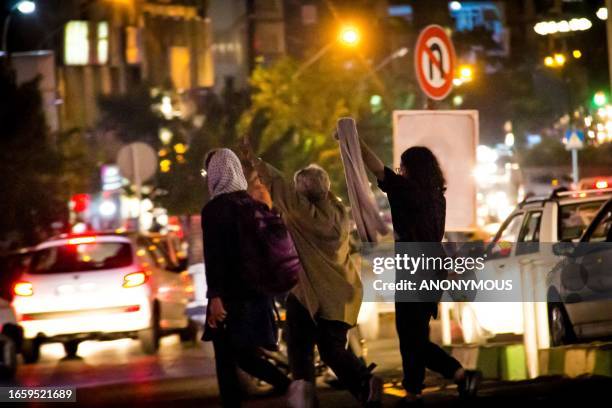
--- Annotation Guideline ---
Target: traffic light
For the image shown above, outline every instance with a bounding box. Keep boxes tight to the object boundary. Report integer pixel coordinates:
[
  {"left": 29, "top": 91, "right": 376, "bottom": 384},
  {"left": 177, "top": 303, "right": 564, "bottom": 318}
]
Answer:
[{"left": 593, "top": 91, "right": 608, "bottom": 107}]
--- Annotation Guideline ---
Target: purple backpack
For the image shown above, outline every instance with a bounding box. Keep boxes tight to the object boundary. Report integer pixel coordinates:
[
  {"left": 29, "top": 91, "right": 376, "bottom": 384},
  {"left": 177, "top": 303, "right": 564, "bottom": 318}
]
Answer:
[{"left": 238, "top": 196, "right": 301, "bottom": 295}]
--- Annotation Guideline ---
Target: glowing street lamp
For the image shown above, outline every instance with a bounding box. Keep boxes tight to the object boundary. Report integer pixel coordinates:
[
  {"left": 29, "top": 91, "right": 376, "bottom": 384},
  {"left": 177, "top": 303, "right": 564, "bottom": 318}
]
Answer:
[
  {"left": 554, "top": 53, "right": 566, "bottom": 66},
  {"left": 16, "top": 1, "right": 36, "bottom": 14},
  {"left": 597, "top": 7, "right": 608, "bottom": 21},
  {"left": 294, "top": 24, "right": 362, "bottom": 78},
  {"left": 2, "top": 1, "right": 37, "bottom": 58},
  {"left": 458, "top": 64, "right": 474, "bottom": 82},
  {"left": 339, "top": 25, "right": 360, "bottom": 47}
]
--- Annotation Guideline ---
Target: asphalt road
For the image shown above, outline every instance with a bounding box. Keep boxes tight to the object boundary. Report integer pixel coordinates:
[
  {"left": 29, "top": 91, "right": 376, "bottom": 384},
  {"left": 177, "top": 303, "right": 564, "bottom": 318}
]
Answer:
[{"left": 5, "top": 335, "right": 612, "bottom": 407}]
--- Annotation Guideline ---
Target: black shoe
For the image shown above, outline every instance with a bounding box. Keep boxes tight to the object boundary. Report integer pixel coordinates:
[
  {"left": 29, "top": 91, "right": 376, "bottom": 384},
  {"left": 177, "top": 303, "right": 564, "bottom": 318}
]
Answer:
[
  {"left": 457, "top": 369, "right": 482, "bottom": 398},
  {"left": 395, "top": 395, "right": 423, "bottom": 407}
]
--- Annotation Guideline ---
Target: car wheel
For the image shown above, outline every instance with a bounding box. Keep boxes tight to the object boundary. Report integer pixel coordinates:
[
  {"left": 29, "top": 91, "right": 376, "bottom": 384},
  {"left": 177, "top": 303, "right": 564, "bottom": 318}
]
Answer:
[
  {"left": 549, "top": 303, "right": 576, "bottom": 346},
  {"left": 0, "top": 334, "right": 18, "bottom": 380},
  {"left": 139, "top": 302, "right": 160, "bottom": 355},
  {"left": 62, "top": 340, "right": 80, "bottom": 358},
  {"left": 179, "top": 319, "right": 199, "bottom": 344},
  {"left": 21, "top": 338, "right": 41, "bottom": 364}
]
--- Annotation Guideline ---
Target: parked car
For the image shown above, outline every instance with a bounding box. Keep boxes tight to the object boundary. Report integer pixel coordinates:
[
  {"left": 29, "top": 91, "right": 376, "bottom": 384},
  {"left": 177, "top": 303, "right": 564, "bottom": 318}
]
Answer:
[
  {"left": 460, "top": 188, "right": 612, "bottom": 343},
  {"left": 0, "top": 251, "right": 26, "bottom": 379},
  {"left": 577, "top": 176, "right": 612, "bottom": 191},
  {"left": 12, "top": 232, "right": 197, "bottom": 363},
  {"left": 547, "top": 198, "right": 612, "bottom": 345}
]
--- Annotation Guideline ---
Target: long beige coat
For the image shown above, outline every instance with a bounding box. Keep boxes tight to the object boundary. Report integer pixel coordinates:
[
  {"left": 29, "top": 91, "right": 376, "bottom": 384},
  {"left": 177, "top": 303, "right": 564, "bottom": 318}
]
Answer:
[{"left": 260, "top": 163, "right": 363, "bottom": 326}]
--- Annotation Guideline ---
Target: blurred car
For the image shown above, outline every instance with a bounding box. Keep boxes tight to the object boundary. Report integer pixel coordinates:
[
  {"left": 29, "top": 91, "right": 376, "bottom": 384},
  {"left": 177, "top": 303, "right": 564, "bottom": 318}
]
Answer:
[
  {"left": 460, "top": 187, "right": 612, "bottom": 343},
  {"left": 547, "top": 198, "right": 612, "bottom": 345},
  {"left": 577, "top": 176, "right": 612, "bottom": 191},
  {"left": 12, "top": 233, "right": 197, "bottom": 363},
  {"left": 0, "top": 251, "right": 26, "bottom": 379}
]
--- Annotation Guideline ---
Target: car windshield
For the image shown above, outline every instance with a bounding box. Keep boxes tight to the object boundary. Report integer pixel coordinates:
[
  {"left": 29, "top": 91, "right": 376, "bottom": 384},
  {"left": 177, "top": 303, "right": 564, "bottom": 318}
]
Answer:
[
  {"left": 30, "top": 242, "right": 133, "bottom": 274},
  {"left": 559, "top": 200, "right": 606, "bottom": 241}
]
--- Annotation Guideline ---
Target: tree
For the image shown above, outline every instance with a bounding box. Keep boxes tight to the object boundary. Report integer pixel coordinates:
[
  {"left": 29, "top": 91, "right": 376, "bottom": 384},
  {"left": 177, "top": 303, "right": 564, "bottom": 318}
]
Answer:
[
  {"left": 238, "top": 56, "right": 370, "bottom": 189},
  {"left": 156, "top": 88, "right": 250, "bottom": 215},
  {"left": 0, "top": 70, "right": 68, "bottom": 246}
]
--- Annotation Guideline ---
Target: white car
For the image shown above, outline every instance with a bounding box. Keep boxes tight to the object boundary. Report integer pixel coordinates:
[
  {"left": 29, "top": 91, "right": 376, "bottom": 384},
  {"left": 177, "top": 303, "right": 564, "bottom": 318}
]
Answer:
[
  {"left": 12, "top": 233, "right": 197, "bottom": 362},
  {"left": 460, "top": 188, "right": 612, "bottom": 343},
  {"left": 0, "top": 251, "right": 27, "bottom": 379}
]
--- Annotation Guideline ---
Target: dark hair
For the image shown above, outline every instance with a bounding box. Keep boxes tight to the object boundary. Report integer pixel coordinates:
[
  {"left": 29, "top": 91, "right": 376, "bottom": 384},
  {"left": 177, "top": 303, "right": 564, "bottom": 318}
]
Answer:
[
  {"left": 204, "top": 149, "right": 219, "bottom": 170},
  {"left": 400, "top": 146, "right": 446, "bottom": 194}
]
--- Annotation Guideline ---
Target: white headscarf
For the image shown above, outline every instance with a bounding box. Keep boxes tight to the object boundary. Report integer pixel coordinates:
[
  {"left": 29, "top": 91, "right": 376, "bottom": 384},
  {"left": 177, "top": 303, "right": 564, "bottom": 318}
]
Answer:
[{"left": 206, "top": 148, "right": 248, "bottom": 199}]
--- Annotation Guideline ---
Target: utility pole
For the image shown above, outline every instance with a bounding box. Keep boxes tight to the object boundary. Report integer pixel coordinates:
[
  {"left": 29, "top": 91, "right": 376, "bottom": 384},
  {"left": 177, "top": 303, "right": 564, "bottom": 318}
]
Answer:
[{"left": 606, "top": 0, "right": 612, "bottom": 93}]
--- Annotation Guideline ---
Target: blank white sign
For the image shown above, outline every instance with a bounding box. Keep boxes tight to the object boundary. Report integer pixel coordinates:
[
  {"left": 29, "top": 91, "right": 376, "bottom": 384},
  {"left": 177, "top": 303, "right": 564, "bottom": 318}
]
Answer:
[{"left": 392, "top": 110, "right": 478, "bottom": 231}]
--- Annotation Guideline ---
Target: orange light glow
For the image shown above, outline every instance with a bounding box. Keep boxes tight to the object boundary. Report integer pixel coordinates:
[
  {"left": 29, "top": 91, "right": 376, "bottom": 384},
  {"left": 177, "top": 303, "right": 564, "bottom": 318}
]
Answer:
[
  {"left": 339, "top": 25, "right": 360, "bottom": 46},
  {"left": 595, "top": 180, "right": 609, "bottom": 189}
]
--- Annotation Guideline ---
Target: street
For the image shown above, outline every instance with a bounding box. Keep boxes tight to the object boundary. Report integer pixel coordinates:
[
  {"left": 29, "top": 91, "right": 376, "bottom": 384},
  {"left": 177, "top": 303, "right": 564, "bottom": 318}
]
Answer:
[{"left": 5, "top": 334, "right": 611, "bottom": 407}]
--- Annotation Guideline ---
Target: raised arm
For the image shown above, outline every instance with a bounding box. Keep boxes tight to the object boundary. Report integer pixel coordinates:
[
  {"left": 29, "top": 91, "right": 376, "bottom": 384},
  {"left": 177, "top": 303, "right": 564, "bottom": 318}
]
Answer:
[
  {"left": 239, "top": 142, "right": 302, "bottom": 212},
  {"left": 359, "top": 137, "right": 386, "bottom": 181}
]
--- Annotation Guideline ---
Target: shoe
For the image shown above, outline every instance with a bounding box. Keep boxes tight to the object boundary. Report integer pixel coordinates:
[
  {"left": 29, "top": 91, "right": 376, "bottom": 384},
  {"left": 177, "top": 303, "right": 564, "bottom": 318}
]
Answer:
[
  {"left": 364, "top": 375, "right": 383, "bottom": 407},
  {"left": 395, "top": 393, "right": 423, "bottom": 407},
  {"left": 287, "top": 380, "right": 315, "bottom": 408},
  {"left": 457, "top": 369, "right": 482, "bottom": 398}
]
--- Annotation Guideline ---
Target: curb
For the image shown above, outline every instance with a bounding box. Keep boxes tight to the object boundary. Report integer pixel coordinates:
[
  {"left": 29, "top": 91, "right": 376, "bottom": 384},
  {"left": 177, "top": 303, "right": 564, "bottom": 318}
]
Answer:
[
  {"left": 539, "top": 343, "right": 612, "bottom": 377},
  {"left": 446, "top": 343, "right": 528, "bottom": 380},
  {"left": 446, "top": 342, "right": 612, "bottom": 380}
]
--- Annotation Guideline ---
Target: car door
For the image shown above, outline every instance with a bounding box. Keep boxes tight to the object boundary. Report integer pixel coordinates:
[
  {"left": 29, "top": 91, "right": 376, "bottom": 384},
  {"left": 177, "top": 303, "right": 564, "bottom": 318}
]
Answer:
[
  {"left": 148, "top": 238, "right": 189, "bottom": 329},
  {"left": 565, "top": 202, "right": 612, "bottom": 334},
  {"left": 470, "top": 212, "right": 525, "bottom": 335}
]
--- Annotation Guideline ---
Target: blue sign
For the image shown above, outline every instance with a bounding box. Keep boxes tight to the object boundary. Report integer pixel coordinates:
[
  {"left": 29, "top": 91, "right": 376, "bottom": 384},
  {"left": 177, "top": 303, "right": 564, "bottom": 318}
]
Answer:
[{"left": 564, "top": 129, "right": 584, "bottom": 150}]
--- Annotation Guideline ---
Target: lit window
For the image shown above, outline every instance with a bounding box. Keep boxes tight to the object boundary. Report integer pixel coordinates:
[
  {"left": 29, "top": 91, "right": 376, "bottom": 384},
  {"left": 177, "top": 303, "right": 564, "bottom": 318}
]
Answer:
[
  {"left": 125, "top": 26, "right": 141, "bottom": 64},
  {"left": 97, "top": 22, "right": 109, "bottom": 64},
  {"left": 64, "top": 21, "right": 89, "bottom": 65}
]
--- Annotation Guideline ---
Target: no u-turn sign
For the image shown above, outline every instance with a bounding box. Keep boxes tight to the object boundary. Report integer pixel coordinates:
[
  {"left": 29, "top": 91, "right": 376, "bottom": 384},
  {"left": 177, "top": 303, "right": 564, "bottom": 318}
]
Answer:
[{"left": 415, "top": 25, "right": 456, "bottom": 101}]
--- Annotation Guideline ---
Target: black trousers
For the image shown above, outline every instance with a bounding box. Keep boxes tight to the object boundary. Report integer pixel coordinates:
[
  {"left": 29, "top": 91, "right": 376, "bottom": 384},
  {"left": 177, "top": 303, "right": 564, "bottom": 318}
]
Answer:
[
  {"left": 395, "top": 302, "right": 462, "bottom": 394},
  {"left": 212, "top": 327, "right": 290, "bottom": 407},
  {"left": 286, "top": 294, "right": 371, "bottom": 398}
]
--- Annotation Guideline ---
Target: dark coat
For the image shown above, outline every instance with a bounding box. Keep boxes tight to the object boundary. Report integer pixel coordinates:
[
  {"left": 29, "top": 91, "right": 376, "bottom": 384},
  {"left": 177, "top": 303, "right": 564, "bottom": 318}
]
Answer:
[{"left": 201, "top": 191, "right": 277, "bottom": 350}]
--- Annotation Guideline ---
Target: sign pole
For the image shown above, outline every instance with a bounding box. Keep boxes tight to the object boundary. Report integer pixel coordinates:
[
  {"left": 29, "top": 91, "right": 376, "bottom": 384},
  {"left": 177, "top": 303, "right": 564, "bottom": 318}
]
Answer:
[{"left": 571, "top": 148, "right": 579, "bottom": 185}]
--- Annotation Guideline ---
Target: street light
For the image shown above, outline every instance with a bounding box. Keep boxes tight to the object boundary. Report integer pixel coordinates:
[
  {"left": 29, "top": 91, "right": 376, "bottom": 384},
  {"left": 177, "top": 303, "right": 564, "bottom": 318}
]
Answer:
[
  {"left": 458, "top": 65, "right": 474, "bottom": 82},
  {"left": 554, "top": 53, "right": 566, "bottom": 66},
  {"left": 293, "top": 24, "right": 361, "bottom": 78},
  {"left": 339, "top": 25, "right": 360, "bottom": 47},
  {"left": 597, "top": 7, "right": 608, "bottom": 21},
  {"left": 2, "top": 1, "right": 36, "bottom": 59}
]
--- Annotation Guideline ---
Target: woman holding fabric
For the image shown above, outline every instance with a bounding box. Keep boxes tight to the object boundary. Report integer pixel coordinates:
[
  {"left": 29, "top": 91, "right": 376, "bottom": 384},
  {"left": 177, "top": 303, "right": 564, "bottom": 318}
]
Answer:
[{"left": 345, "top": 134, "right": 481, "bottom": 405}]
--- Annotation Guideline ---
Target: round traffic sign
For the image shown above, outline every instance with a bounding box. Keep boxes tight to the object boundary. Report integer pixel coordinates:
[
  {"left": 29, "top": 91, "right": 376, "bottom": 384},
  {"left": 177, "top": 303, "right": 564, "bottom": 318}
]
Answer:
[
  {"left": 117, "top": 142, "right": 158, "bottom": 184},
  {"left": 414, "top": 25, "right": 456, "bottom": 101}
]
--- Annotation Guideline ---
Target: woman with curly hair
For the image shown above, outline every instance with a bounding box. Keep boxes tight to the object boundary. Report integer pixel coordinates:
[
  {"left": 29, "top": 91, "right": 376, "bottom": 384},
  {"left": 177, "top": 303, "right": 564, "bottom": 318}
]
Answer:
[{"left": 351, "top": 138, "right": 480, "bottom": 406}]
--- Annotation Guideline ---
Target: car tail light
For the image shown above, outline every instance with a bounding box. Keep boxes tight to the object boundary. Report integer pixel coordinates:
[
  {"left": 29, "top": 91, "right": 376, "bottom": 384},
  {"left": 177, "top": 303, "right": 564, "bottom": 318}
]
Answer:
[
  {"left": 13, "top": 281, "right": 33, "bottom": 297},
  {"left": 123, "top": 271, "right": 148, "bottom": 288},
  {"left": 595, "top": 180, "right": 609, "bottom": 189}
]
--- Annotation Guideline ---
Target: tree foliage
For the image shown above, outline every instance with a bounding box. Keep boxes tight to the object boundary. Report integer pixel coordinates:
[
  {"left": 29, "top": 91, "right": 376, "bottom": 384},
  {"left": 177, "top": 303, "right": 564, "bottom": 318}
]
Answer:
[
  {"left": 238, "top": 56, "right": 369, "bottom": 188},
  {"left": 0, "top": 69, "right": 95, "bottom": 247},
  {"left": 156, "top": 89, "right": 250, "bottom": 214}
]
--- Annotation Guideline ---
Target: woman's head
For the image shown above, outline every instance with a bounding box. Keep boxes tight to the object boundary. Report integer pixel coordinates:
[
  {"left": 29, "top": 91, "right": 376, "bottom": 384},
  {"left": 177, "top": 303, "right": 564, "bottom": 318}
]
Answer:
[
  {"left": 400, "top": 146, "right": 446, "bottom": 193},
  {"left": 204, "top": 148, "right": 248, "bottom": 198},
  {"left": 294, "top": 164, "right": 331, "bottom": 202}
]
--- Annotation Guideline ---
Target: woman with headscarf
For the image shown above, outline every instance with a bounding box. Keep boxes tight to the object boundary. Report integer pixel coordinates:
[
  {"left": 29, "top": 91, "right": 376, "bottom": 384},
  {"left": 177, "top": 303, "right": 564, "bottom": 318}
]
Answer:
[{"left": 201, "top": 148, "right": 290, "bottom": 407}]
